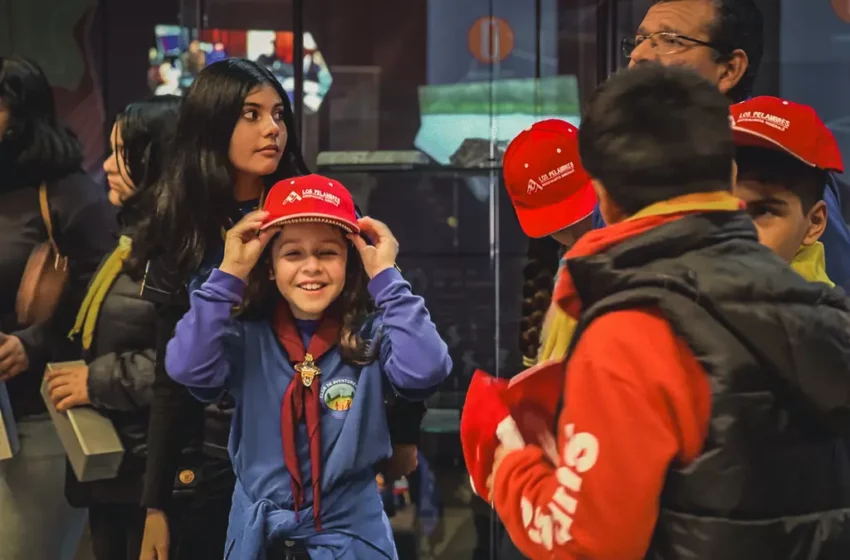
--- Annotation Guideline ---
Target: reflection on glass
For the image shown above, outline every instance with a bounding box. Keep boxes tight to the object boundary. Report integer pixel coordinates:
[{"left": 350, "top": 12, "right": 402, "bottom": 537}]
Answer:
[
  {"left": 148, "top": 25, "right": 332, "bottom": 114},
  {"left": 415, "top": 76, "right": 580, "bottom": 165}
]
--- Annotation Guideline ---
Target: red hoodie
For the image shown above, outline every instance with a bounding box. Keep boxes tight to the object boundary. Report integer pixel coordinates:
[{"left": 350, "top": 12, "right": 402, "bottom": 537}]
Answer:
[{"left": 492, "top": 193, "right": 743, "bottom": 560}]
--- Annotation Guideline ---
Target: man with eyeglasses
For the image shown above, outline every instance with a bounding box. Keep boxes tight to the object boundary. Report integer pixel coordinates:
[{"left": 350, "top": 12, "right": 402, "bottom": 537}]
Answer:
[
  {"left": 623, "top": 0, "right": 757, "bottom": 103},
  {"left": 602, "top": 0, "right": 850, "bottom": 293}
]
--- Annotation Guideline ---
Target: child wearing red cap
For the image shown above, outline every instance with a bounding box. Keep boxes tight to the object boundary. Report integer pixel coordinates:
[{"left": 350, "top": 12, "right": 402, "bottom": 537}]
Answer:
[
  {"left": 503, "top": 119, "right": 597, "bottom": 367},
  {"left": 165, "top": 174, "right": 451, "bottom": 559},
  {"left": 730, "top": 96, "right": 845, "bottom": 285}
]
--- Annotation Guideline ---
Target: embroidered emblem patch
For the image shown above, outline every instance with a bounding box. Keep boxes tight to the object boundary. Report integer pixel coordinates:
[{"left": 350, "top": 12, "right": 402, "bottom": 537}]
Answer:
[{"left": 319, "top": 378, "right": 357, "bottom": 418}]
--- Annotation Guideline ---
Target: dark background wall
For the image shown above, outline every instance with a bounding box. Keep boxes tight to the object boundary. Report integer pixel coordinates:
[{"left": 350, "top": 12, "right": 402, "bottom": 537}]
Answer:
[{"left": 0, "top": 0, "right": 790, "bottom": 172}]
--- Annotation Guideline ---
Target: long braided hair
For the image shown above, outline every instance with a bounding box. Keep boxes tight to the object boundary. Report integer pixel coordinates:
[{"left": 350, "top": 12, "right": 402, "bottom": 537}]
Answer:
[{"left": 518, "top": 236, "right": 562, "bottom": 365}]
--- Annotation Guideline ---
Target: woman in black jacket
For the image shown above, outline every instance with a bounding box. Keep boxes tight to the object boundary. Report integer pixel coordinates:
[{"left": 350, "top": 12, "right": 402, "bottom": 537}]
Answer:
[
  {"left": 0, "top": 56, "right": 116, "bottom": 560},
  {"left": 44, "top": 96, "right": 182, "bottom": 560}
]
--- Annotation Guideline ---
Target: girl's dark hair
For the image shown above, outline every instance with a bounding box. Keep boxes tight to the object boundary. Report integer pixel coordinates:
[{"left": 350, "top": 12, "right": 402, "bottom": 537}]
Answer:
[
  {"left": 138, "top": 58, "right": 310, "bottom": 280},
  {"left": 0, "top": 56, "right": 83, "bottom": 189},
  {"left": 111, "top": 95, "right": 182, "bottom": 278},
  {"left": 242, "top": 231, "right": 377, "bottom": 364},
  {"left": 519, "top": 236, "right": 562, "bottom": 363}
]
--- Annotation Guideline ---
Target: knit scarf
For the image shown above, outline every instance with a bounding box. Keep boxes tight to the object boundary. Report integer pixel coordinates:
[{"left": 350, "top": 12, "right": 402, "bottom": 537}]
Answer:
[
  {"left": 272, "top": 301, "right": 341, "bottom": 531},
  {"left": 68, "top": 235, "right": 133, "bottom": 350}
]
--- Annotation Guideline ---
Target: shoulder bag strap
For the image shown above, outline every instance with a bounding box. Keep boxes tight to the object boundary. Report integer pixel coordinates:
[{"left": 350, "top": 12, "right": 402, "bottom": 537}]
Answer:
[{"left": 38, "top": 183, "right": 62, "bottom": 256}]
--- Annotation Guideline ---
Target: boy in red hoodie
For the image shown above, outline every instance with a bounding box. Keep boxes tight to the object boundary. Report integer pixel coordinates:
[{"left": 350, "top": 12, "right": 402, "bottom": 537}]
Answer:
[{"left": 488, "top": 64, "right": 850, "bottom": 560}]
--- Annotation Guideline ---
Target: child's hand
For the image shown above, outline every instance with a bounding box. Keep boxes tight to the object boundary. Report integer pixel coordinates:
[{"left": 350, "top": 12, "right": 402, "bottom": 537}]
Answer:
[
  {"left": 139, "top": 508, "right": 170, "bottom": 560},
  {"left": 220, "top": 211, "right": 276, "bottom": 282},
  {"left": 348, "top": 217, "right": 399, "bottom": 279}
]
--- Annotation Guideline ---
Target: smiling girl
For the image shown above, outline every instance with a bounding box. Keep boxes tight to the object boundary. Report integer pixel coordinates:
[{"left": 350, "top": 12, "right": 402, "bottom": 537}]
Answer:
[{"left": 165, "top": 175, "right": 452, "bottom": 559}]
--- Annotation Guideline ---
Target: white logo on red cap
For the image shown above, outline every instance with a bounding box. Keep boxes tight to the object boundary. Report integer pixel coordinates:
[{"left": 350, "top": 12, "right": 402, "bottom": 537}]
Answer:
[
  {"left": 283, "top": 191, "right": 302, "bottom": 204},
  {"left": 527, "top": 162, "right": 576, "bottom": 195},
  {"left": 736, "top": 111, "right": 790, "bottom": 132},
  {"left": 303, "top": 188, "right": 341, "bottom": 206},
  {"left": 282, "top": 189, "right": 341, "bottom": 207}
]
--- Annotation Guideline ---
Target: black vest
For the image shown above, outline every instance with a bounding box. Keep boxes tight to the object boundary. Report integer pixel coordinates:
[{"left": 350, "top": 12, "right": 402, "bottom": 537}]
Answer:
[{"left": 565, "top": 211, "right": 850, "bottom": 560}]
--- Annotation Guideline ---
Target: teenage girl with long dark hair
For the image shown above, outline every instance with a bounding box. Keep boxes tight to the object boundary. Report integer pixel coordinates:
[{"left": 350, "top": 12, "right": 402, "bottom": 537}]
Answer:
[
  {"left": 135, "top": 58, "right": 310, "bottom": 560},
  {"left": 44, "top": 96, "right": 181, "bottom": 560}
]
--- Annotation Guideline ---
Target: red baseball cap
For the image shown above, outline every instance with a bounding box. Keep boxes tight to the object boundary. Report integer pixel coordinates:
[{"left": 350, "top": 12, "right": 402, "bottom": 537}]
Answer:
[
  {"left": 460, "top": 370, "right": 511, "bottom": 504},
  {"left": 503, "top": 119, "right": 597, "bottom": 238},
  {"left": 730, "top": 96, "right": 844, "bottom": 173},
  {"left": 261, "top": 174, "right": 360, "bottom": 233}
]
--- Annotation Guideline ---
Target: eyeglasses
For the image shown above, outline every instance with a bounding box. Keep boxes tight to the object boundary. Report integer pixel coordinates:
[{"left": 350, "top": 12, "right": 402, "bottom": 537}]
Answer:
[{"left": 621, "top": 32, "right": 722, "bottom": 59}]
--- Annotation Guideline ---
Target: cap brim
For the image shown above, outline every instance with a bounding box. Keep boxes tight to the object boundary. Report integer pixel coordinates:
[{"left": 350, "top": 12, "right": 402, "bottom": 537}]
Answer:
[
  {"left": 514, "top": 180, "right": 597, "bottom": 238},
  {"left": 261, "top": 212, "right": 360, "bottom": 234},
  {"left": 733, "top": 127, "right": 844, "bottom": 173},
  {"left": 732, "top": 127, "right": 818, "bottom": 167}
]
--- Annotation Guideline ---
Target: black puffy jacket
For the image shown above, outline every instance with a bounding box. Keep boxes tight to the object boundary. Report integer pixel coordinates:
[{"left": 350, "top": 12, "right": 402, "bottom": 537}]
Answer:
[
  {"left": 565, "top": 211, "right": 850, "bottom": 559},
  {"left": 64, "top": 258, "right": 158, "bottom": 506}
]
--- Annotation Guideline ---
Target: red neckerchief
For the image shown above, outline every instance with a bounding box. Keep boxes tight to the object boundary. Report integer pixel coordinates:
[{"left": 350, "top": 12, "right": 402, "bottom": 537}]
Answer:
[{"left": 272, "top": 301, "right": 341, "bottom": 531}]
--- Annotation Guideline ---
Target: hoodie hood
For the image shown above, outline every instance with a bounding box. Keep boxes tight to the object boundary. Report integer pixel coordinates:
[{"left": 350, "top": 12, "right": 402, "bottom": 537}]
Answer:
[
  {"left": 556, "top": 193, "right": 850, "bottom": 432},
  {"left": 554, "top": 192, "right": 744, "bottom": 319},
  {"left": 791, "top": 242, "right": 834, "bottom": 287}
]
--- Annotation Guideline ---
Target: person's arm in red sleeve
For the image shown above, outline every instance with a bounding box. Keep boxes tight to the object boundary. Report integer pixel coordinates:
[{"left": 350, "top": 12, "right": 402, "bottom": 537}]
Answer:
[{"left": 492, "top": 309, "right": 712, "bottom": 560}]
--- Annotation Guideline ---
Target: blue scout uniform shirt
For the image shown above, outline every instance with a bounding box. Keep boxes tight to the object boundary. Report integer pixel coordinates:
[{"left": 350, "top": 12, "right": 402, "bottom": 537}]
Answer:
[{"left": 166, "top": 267, "right": 452, "bottom": 559}]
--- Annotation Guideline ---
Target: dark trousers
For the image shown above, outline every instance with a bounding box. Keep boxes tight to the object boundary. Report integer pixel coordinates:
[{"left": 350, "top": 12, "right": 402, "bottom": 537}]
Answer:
[
  {"left": 88, "top": 504, "right": 147, "bottom": 560},
  {"left": 169, "top": 459, "right": 236, "bottom": 560}
]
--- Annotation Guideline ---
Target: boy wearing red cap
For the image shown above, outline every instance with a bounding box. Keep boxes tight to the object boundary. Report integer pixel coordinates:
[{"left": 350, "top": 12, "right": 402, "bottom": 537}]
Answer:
[
  {"left": 164, "top": 175, "right": 451, "bottom": 558},
  {"left": 488, "top": 64, "right": 850, "bottom": 560},
  {"left": 731, "top": 96, "right": 844, "bottom": 285},
  {"left": 503, "top": 120, "right": 597, "bottom": 367}
]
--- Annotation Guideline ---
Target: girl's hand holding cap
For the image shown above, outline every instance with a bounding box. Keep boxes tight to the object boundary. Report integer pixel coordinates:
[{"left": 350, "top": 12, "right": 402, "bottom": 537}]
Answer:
[
  {"left": 348, "top": 217, "right": 399, "bottom": 279},
  {"left": 220, "top": 210, "right": 275, "bottom": 283}
]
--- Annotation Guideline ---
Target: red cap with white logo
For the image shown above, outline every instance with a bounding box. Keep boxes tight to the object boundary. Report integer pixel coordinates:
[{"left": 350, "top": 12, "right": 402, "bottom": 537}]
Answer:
[
  {"left": 503, "top": 119, "right": 597, "bottom": 239},
  {"left": 460, "top": 370, "right": 511, "bottom": 504},
  {"left": 730, "top": 96, "right": 844, "bottom": 173},
  {"left": 261, "top": 174, "right": 360, "bottom": 233}
]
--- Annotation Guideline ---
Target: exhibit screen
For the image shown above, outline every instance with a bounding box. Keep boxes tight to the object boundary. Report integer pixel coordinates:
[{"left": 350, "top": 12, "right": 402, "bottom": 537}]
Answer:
[
  {"left": 414, "top": 76, "right": 581, "bottom": 166},
  {"left": 149, "top": 25, "right": 332, "bottom": 114}
]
